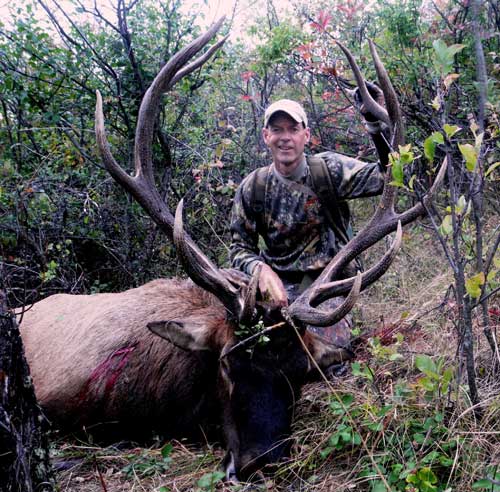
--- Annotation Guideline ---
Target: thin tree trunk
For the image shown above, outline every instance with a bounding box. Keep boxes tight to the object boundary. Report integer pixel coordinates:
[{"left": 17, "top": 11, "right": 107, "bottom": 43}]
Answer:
[
  {"left": 470, "top": 0, "right": 497, "bottom": 356},
  {"left": 447, "top": 152, "right": 479, "bottom": 406}
]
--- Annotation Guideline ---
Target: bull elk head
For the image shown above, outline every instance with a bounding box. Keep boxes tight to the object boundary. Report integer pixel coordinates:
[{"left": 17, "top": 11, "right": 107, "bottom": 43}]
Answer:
[{"left": 95, "top": 20, "right": 446, "bottom": 481}]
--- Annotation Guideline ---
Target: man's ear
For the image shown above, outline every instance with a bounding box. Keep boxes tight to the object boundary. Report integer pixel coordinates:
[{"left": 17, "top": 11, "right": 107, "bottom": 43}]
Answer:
[
  {"left": 148, "top": 320, "right": 212, "bottom": 352},
  {"left": 262, "top": 126, "right": 270, "bottom": 145},
  {"left": 305, "top": 126, "right": 311, "bottom": 143}
]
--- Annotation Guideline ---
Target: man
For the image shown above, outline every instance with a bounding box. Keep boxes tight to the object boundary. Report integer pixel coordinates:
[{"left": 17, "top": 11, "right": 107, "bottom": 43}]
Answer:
[{"left": 229, "top": 94, "right": 389, "bottom": 374}]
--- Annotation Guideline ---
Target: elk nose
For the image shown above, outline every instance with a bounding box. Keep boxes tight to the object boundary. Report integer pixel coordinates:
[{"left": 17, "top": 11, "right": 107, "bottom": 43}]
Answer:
[{"left": 224, "top": 451, "right": 239, "bottom": 483}]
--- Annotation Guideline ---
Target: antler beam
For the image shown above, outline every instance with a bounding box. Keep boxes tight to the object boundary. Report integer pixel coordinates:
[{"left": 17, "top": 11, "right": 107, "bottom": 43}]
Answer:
[
  {"left": 287, "top": 40, "right": 446, "bottom": 326},
  {"left": 96, "top": 19, "right": 259, "bottom": 322}
]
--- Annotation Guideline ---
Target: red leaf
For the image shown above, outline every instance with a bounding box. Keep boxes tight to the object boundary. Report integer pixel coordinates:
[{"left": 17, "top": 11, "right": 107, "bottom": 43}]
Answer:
[
  {"left": 241, "top": 71, "right": 255, "bottom": 82},
  {"left": 310, "top": 11, "right": 332, "bottom": 32},
  {"left": 310, "top": 136, "right": 321, "bottom": 148}
]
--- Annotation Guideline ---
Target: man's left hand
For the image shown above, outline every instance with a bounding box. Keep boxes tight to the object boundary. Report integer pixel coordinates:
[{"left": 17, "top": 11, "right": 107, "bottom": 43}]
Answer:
[{"left": 352, "top": 81, "right": 385, "bottom": 122}]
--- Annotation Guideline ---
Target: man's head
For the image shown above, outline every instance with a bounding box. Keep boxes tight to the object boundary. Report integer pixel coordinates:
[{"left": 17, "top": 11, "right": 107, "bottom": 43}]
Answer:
[{"left": 262, "top": 99, "right": 310, "bottom": 177}]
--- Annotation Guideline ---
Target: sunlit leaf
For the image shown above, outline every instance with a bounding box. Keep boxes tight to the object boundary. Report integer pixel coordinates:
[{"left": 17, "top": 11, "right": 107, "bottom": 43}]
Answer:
[
  {"left": 465, "top": 272, "right": 485, "bottom": 299},
  {"left": 439, "top": 215, "right": 453, "bottom": 236},
  {"left": 433, "top": 39, "right": 465, "bottom": 75},
  {"left": 458, "top": 143, "right": 478, "bottom": 172},
  {"left": 443, "top": 73, "right": 460, "bottom": 90},
  {"left": 443, "top": 124, "right": 461, "bottom": 138},
  {"left": 431, "top": 95, "right": 441, "bottom": 111}
]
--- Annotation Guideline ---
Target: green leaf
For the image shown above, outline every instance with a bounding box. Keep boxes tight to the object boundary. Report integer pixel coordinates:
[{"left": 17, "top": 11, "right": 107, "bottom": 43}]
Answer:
[
  {"left": 473, "top": 479, "right": 496, "bottom": 489},
  {"left": 197, "top": 471, "right": 225, "bottom": 489},
  {"left": 441, "top": 367, "right": 454, "bottom": 392},
  {"left": 458, "top": 143, "right": 478, "bottom": 172},
  {"left": 439, "top": 215, "right": 453, "bottom": 236},
  {"left": 424, "top": 137, "right": 436, "bottom": 162},
  {"left": 443, "top": 124, "right": 461, "bottom": 138},
  {"left": 372, "top": 480, "right": 386, "bottom": 492},
  {"left": 465, "top": 272, "right": 485, "bottom": 299},
  {"left": 399, "top": 144, "right": 414, "bottom": 164},
  {"left": 161, "top": 443, "right": 173, "bottom": 459},
  {"left": 424, "top": 132, "right": 444, "bottom": 162},
  {"left": 391, "top": 157, "right": 404, "bottom": 186},
  {"left": 341, "top": 393, "right": 354, "bottom": 406},
  {"left": 485, "top": 161, "right": 500, "bottom": 178},
  {"left": 415, "top": 355, "right": 437, "bottom": 376},
  {"left": 417, "top": 467, "right": 438, "bottom": 484},
  {"left": 432, "top": 39, "right": 465, "bottom": 75},
  {"left": 352, "top": 432, "right": 362, "bottom": 445}
]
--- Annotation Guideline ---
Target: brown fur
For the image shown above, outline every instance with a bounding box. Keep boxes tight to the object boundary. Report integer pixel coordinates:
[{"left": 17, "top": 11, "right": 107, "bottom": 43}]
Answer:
[{"left": 19, "top": 278, "right": 231, "bottom": 436}]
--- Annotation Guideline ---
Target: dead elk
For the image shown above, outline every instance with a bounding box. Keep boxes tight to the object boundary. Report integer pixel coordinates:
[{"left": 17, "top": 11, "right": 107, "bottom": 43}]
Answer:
[{"left": 18, "top": 22, "right": 445, "bottom": 482}]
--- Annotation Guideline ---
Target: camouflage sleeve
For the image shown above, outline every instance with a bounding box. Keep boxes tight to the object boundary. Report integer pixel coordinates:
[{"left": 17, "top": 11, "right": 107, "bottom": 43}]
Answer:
[
  {"left": 229, "top": 176, "right": 264, "bottom": 275},
  {"left": 319, "top": 152, "right": 384, "bottom": 199}
]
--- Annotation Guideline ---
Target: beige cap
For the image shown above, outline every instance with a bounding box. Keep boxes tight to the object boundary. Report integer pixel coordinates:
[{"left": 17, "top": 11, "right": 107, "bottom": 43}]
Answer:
[{"left": 263, "top": 99, "right": 308, "bottom": 128}]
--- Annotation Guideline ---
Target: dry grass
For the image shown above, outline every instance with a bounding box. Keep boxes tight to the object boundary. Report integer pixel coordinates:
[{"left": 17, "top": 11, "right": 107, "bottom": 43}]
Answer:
[{"left": 52, "top": 219, "right": 500, "bottom": 492}]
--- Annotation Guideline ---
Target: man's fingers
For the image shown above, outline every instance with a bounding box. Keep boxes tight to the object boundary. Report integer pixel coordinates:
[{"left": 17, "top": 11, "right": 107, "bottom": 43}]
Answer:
[{"left": 259, "top": 264, "right": 289, "bottom": 307}]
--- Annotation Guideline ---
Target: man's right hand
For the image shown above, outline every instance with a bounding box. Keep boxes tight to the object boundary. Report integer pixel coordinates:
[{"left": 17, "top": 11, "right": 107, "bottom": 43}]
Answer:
[{"left": 257, "top": 263, "right": 288, "bottom": 308}]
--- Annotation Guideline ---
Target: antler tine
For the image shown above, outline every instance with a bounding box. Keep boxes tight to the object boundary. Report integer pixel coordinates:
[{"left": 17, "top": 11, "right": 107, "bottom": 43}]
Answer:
[
  {"left": 367, "top": 39, "right": 404, "bottom": 148},
  {"left": 95, "top": 18, "right": 226, "bottom": 240},
  {"left": 287, "top": 272, "right": 362, "bottom": 327},
  {"left": 314, "top": 154, "right": 447, "bottom": 291},
  {"left": 96, "top": 19, "right": 260, "bottom": 320},
  {"left": 311, "top": 222, "right": 402, "bottom": 304},
  {"left": 239, "top": 263, "right": 261, "bottom": 323},
  {"left": 174, "top": 199, "right": 260, "bottom": 322},
  {"left": 135, "top": 17, "right": 226, "bottom": 187},
  {"left": 335, "top": 40, "right": 391, "bottom": 127},
  {"left": 170, "top": 34, "right": 229, "bottom": 89}
]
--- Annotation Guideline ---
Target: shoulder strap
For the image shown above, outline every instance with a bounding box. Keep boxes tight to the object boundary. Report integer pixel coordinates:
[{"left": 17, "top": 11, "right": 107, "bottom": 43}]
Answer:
[
  {"left": 251, "top": 166, "right": 270, "bottom": 228},
  {"left": 307, "top": 155, "right": 352, "bottom": 246}
]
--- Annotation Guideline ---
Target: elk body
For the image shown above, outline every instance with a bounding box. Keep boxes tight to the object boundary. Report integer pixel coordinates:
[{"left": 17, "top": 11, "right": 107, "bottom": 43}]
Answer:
[
  {"left": 21, "top": 277, "right": 318, "bottom": 479},
  {"left": 19, "top": 19, "right": 445, "bottom": 482}
]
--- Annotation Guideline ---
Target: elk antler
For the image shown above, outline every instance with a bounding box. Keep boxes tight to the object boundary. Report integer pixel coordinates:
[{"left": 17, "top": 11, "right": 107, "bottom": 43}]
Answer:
[
  {"left": 95, "top": 19, "right": 259, "bottom": 323},
  {"left": 287, "top": 40, "right": 447, "bottom": 327}
]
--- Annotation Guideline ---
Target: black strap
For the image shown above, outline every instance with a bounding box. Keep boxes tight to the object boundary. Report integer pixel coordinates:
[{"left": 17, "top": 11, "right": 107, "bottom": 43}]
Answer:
[
  {"left": 307, "top": 155, "right": 352, "bottom": 246},
  {"left": 251, "top": 165, "right": 270, "bottom": 229}
]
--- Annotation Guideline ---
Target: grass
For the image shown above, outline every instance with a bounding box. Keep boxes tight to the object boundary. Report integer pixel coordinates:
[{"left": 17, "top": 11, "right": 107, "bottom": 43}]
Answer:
[{"left": 52, "top": 219, "right": 500, "bottom": 492}]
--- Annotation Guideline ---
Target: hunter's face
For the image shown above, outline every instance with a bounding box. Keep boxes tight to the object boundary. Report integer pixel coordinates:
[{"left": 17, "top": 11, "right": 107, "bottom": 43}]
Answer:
[{"left": 262, "top": 113, "right": 310, "bottom": 177}]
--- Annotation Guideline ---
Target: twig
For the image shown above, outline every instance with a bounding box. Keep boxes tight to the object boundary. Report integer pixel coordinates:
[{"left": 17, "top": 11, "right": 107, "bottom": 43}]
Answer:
[{"left": 219, "top": 321, "right": 286, "bottom": 359}]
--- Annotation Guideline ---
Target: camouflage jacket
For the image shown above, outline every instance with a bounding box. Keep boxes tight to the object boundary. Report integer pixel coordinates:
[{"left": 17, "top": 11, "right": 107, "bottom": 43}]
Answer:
[{"left": 229, "top": 152, "right": 384, "bottom": 276}]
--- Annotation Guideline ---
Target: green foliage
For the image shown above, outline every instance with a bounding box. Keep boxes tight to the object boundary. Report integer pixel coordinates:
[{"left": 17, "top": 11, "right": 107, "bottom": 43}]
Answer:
[
  {"left": 414, "top": 355, "right": 454, "bottom": 400},
  {"left": 121, "top": 443, "right": 173, "bottom": 478},
  {"left": 473, "top": 466, "right": 500, "bottom": 491},
  {"left": 424, "top": 132, "right": 445, "bottom": 163},
  {"left": 389, "top": 144, "right": 415, "bottom": 187},
  {"left": 432, "top": 39, "right": 465, "bottom": 76},
  {"left": 196, "top": 471, "right": 225, "bottom": 491},
  {"left": 253, "top": 23, "right": 305, "bottom": 71}
]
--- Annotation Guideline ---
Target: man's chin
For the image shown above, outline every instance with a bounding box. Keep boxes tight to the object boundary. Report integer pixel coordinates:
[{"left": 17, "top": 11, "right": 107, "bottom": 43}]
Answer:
[{"left": 275, "top": 161, "right": 298, "bottom": 176}]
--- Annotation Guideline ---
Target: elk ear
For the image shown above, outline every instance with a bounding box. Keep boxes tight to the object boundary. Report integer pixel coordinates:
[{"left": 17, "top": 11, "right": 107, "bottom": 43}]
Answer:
[{"left": 147, "top": 320, "right": 212, "bottom": 352}]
